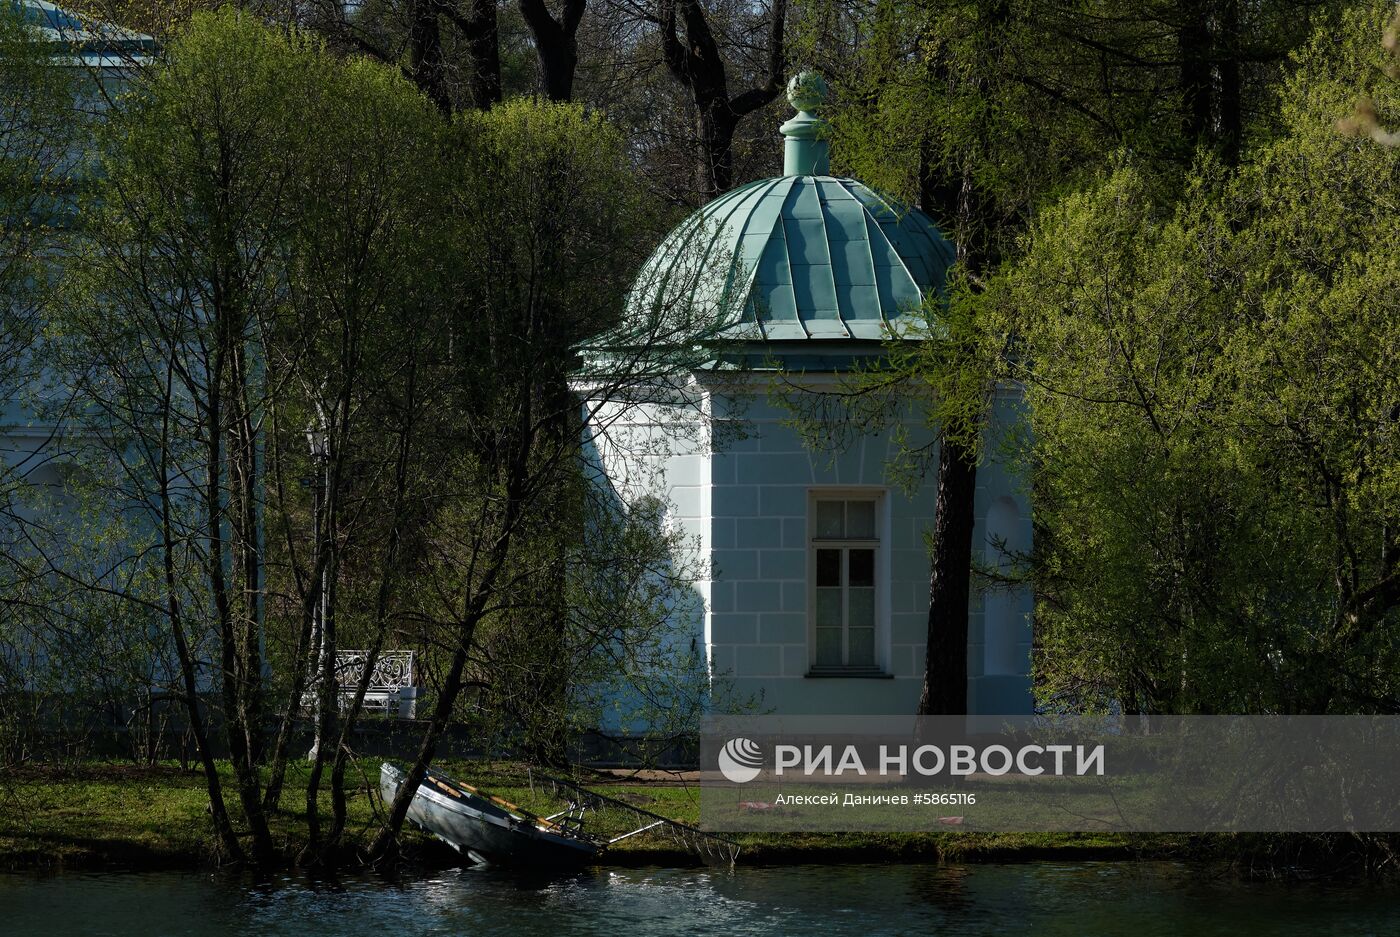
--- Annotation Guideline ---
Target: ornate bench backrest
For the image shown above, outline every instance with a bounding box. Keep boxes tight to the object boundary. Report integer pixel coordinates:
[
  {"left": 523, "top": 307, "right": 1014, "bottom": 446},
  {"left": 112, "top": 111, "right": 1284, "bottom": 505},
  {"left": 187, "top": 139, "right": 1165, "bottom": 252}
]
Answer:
[{"left": 332, "top": 650, "right": 414, "bottom": 690}]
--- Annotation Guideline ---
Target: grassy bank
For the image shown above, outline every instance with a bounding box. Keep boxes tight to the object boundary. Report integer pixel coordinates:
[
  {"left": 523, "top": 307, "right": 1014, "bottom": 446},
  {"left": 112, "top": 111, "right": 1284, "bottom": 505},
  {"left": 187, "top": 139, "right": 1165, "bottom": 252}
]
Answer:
[{"left": 0, "top": 759, "right": 1248, "bottom": 873}]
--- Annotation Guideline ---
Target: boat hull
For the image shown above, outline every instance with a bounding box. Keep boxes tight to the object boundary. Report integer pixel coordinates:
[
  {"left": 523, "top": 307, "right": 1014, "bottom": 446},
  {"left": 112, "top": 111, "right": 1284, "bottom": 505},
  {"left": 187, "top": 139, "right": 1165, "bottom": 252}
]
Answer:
[{"left": 380, "top": 763, "right": 601, "bottom": 868}]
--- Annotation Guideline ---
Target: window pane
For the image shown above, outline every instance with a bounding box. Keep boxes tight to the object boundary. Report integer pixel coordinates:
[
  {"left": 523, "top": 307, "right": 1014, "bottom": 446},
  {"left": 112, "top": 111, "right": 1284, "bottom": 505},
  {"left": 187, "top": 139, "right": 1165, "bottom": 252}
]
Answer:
[
  {"left": 816, "top": 548, "right": 841, "bottom": 587},
  {"left": 849, "top": 549, "right": 875, "bottom": 588},
  {"left": 815, "top": 627, "right": 842, "bottom": 667},
  {"left": 847, "top": 500, "right": 876, "bottom": 538},
  {"left": 848, "top": 587, "right": 875, "bottom": 627},
  {"left": 815, "top": 500, "right": 844, "bottom": 538},
  {"left": 848, "top": 627, "right": 875, "bottom": 667},
  {"left": 815, "top": 588, "right": 842, "bottom": 627}
]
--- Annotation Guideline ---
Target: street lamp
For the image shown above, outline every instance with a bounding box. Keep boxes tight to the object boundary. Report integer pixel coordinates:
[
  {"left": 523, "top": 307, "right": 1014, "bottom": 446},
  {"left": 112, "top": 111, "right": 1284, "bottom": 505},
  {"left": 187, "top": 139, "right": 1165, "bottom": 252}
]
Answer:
[{"left": 305, "top": 427, "right": 329, "bottom": 463}]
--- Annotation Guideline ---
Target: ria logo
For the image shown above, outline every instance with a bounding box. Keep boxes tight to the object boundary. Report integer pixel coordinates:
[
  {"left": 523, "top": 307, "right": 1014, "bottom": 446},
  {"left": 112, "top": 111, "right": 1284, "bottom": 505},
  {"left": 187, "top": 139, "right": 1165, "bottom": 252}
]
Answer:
[{"left": 718, "top": 737, "right": 763, "bottom": 783}]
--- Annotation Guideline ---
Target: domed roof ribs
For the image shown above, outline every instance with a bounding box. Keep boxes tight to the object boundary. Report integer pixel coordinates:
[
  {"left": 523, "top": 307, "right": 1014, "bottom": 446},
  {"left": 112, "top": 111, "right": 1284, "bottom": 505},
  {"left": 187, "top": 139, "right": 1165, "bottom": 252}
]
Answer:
[
  {"left": 819, "top": 182, "right": 863, "bottom": 338},
  {"left": 620, "top": 72, "right": 957, "bottom": 358},
  {"left": 813, "top": 182, "right": 847, "bottom": 339},
  {"left": 650, "top": 178, "right": 763, "bottom": 332},
  {"left": 854, "top": 186, "right": 929, "bottom": 333},
  {"left": 779, "top": 181, "right": 812, "bottom": 339},
  {"left": 866, "top": 214, "right": 921, "bottom": 326},
  {"left": 692, "top": 181, "right": 766, "bottom": 315},
  {"left": 722, "top": 177, "right": 792, "bottom": 341}
]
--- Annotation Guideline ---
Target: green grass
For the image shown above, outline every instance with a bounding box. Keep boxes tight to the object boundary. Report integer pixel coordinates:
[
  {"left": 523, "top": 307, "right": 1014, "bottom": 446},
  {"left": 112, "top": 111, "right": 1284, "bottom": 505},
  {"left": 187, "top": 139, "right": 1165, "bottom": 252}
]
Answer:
[
  {"left": 0, "top": 763, "right": 227, "bottom": 870},
  {"left": 0, "top": 758, "right": 1209, "bottom": 872}
]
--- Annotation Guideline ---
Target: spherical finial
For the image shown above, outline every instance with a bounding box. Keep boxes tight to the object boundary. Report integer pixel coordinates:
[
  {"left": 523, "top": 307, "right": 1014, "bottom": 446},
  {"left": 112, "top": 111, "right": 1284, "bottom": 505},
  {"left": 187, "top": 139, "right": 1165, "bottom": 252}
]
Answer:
[{"left": 786, "top": 71, "right": 827, "bottom": 113}]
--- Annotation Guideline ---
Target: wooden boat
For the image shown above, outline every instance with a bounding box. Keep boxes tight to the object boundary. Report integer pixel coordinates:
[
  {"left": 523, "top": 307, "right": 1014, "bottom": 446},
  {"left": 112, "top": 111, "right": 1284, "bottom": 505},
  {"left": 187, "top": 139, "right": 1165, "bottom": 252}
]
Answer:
[{"left": 380, "top": 762, "right": 604, "bottom": 867}]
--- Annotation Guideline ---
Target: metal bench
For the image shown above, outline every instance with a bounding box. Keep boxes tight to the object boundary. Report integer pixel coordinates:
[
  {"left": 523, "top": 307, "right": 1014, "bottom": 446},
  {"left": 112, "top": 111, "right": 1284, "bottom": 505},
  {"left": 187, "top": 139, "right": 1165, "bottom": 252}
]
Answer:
[{"left": 331, "top": 649, "right": 419, "bottom": 719}]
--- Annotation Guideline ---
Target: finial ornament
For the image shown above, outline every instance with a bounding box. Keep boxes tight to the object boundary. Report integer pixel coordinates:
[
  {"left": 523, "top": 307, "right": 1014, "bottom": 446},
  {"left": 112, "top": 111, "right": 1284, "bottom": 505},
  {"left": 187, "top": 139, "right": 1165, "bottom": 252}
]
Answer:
[
  {"left": 780, "top": 70, "right": 830, "bottom": 176},
  {"left": 786, "top": 71, "right": 828, "bottom": 113}
]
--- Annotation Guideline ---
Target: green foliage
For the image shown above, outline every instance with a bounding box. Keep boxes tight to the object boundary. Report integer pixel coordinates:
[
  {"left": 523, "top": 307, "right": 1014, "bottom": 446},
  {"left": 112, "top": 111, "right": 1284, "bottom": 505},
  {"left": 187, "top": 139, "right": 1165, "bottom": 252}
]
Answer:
[
  {"left": 829, "top": 0, "right": 1152, "bottom": 258},
  {"left": 0, "top": 2, "right": 78, "bottom": 476},
  {"left": 60, "top": 7, "right": 340, "bottom": 644},
  {"left": 450, "top": 96, "right": 655, "bottom": 352},
  {"left": 415, "top": 97, "right": 712, "bottom": 759},
  {"left": 0, "top": 2, "right": 75, "bottom": 349},
  {"left": 29, "top": 9, "right": 712, "bottom": 796},
  {"left": 755, "top": 0, "right": 1400, "bottom": 717},
  {"left": 827, "top": 0, "right": 1345, "bottom": 266},
  {"left": 992, "top": 2, "right": 1400, "bottom": 713},
  {"left": 0, "top": 3, "right": 141, "bottom": 761}
]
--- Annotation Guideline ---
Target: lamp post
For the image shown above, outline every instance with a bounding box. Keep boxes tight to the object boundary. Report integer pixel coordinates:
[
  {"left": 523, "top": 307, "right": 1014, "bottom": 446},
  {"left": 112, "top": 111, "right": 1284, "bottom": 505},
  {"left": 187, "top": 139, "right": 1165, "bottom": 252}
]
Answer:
[{"left": 306, "top": 420, "right": 330, "bottom": 761}]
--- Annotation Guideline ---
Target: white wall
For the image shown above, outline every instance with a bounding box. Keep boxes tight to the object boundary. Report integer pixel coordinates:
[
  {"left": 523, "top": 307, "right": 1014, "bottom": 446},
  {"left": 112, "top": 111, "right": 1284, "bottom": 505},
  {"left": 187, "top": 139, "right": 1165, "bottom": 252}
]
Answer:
[{"left": 582, "top": 377, "right": 1035, "bottom": 722}]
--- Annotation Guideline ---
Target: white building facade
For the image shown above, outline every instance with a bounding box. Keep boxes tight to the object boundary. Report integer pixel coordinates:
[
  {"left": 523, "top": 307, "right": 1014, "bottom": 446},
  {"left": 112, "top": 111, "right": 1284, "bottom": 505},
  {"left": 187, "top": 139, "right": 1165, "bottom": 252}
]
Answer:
[{"left": 585, "top": 75, "right": 1034, "bottom": 719}]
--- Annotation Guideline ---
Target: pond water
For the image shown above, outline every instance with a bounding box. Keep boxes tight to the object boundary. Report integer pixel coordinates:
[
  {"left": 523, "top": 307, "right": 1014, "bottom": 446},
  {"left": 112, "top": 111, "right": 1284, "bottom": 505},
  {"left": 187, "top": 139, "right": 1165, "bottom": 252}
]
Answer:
[{"left": 1, "top": 861, "right": 1396, "bottom": 936}]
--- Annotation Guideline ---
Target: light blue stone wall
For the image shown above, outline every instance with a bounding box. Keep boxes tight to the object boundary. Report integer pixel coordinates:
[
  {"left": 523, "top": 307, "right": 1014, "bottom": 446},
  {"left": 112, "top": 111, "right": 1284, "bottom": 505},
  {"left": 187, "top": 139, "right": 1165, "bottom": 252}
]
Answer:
[
  {"left": 581, "top": 399, "right": 714, "bottom": 731},
  {"left": 583, "top": 383, "right": 1035, "bottom": 724},
  {"left": 966, "top": 390, "right": 1035, "bottom": 714},
  {"left": 706, "top": 391, "right": 930, "bottom": 713},
  {"left": 707, "top": 386, "right": 1033, "bottom": 716}
]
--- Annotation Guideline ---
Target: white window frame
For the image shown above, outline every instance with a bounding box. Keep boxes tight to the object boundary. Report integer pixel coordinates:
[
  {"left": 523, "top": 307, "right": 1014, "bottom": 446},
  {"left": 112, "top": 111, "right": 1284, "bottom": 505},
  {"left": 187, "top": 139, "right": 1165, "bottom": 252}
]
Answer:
[{"left": 806, "top": 488, "right": 891, "bottom": 675}]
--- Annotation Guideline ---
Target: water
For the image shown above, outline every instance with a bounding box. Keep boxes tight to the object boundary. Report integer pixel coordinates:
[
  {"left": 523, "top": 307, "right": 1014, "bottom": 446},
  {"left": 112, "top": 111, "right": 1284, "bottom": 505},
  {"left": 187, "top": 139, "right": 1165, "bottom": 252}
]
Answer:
[{"left": 0, "top": 862, "right": 1396, "bottom": 937}]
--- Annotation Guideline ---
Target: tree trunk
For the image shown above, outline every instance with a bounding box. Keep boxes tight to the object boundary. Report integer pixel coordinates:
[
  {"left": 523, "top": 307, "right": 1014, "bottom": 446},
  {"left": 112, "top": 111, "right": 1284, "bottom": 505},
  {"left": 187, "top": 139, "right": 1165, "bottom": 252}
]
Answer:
[
  {"left": 917, "top": 435, "right": 978, "bottom": 714},
  {"left": 659, "top": 0, "right": 785, "bottom": 201},
  {"left": 211, "top": 497, "right": 276, "bottom": 866},
  {"left": 518, "top": 0, "right": 584, "bottom": 101},
  {"left": 698, "top": 103, "right": 738, "bottom": 200},
  {"left": 231, "top": 342, "right": 266, "bottom": 769},
  {"left": 1216, "top": 0, "right": 1242, "bottom": 165},
  {"left": 1177, "top": 0, "right": 1213, "bottom": 147},
  {"left": 260, "top": 535, "right": 325, "bottom": 813},
  {"left": 368, "top": 462, "right": 530, "bottom": 862},
  {"left": 909, "top": 5, "right": 1006, "bottom": 718},
  {"left": 465, "top": 0, "right": 503, "bottom": 108},
  {"left": 328, "top": 364, "right": 421, "bottom": 852},
  {"left": 302, "top": 491, "right": 338, "bottom": 856},
  {"left": 408, "top": 0, "right": 450, "bottom": 111},
  {"left": 203, "top": 302, "right": 274, "bottom": 867},
  {"left": 505, "top": 372, "right": 577, "bottom": 766},
  {"left": 157, "top": 368, "right": 245, "bottom": 863},
  {"left": 367, "top": 638, "right": 474, "bottom": 863}
]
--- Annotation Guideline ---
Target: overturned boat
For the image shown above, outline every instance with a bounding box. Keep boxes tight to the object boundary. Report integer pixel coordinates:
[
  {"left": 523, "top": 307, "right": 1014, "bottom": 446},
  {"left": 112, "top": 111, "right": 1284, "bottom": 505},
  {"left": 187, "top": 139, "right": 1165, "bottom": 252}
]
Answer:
[
  {"left": 380, "top": 762, "right": 741, "bottom": 868},
  {"left": 380, "top": 762, "right": 603, "bottom": 867}
]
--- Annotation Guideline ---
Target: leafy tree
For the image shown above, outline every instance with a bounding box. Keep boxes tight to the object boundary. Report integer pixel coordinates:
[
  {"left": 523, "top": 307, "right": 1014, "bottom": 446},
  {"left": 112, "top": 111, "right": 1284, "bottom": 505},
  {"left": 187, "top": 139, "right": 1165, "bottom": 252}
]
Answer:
[
  {"left": 255, "top": 44, "right": 444, "bottom": 860},
  {"left": 369, "top": 94, "right": 722, "bottom": 858},
  {"left": 0, "top": 0, "right": 80, "bottom": 520},
  {"left": 1339, "top": 1, "right": 1400, "bottom": 144},
  {"left": 0, "top": 2, "right": 75, "bottom": 374},
  {"left": 56, "top": 10, "right": 341, "bottom": 864},
  {"left": 53, "top": 10, "right": 457, "bottom": 866},
  {"left": 40, "top": 10, "right": 716, "bottom": 869},
  {"left": 987, "top": 1, "right": 1400, "bottom": 714},
  {"left": 0, "top": 2, "right": 193, "bottom": 768},
  {"left": 820, "top": 0, "right": 1348, "bottom": 714}
]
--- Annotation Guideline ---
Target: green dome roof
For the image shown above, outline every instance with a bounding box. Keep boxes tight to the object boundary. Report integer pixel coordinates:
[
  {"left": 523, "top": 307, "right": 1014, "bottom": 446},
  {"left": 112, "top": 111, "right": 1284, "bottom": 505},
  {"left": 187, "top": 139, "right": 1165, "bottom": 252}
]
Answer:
[{"left": 634, "top": 174, "right": 955, "bottom": 342}]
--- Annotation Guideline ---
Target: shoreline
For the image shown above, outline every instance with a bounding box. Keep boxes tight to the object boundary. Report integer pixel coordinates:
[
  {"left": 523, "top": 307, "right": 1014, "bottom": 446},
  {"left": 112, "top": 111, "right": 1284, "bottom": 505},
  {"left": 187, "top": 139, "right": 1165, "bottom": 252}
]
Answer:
[
  {"left": 0, "top": 836, "right": 1201, "bottom": 876},
  {"left": 0, "top": 761, "right": 1367, "bottom": 878}
]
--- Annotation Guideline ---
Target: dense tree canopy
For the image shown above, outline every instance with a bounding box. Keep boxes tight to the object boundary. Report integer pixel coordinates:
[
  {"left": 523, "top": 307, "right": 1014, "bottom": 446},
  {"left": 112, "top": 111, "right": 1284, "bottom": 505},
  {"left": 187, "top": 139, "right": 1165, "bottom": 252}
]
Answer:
[
  {"left": 4, "top": 10, "right": 718, "bottom": 865},
  {"left": 986, "top": 2, "right": 1400, "bottom": 714}
]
